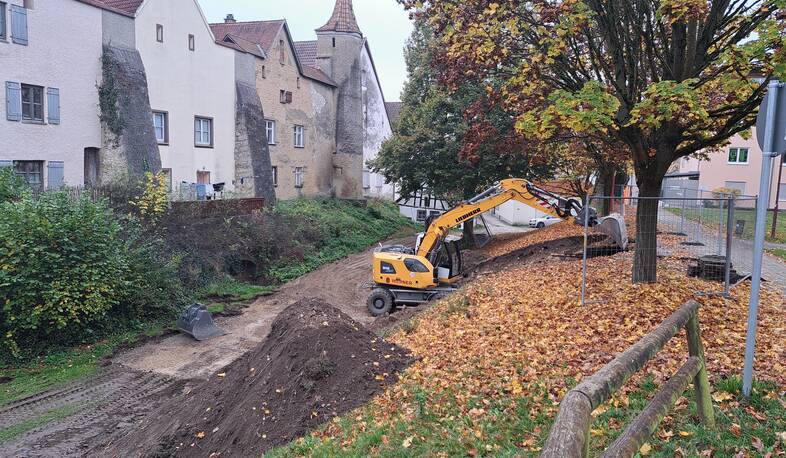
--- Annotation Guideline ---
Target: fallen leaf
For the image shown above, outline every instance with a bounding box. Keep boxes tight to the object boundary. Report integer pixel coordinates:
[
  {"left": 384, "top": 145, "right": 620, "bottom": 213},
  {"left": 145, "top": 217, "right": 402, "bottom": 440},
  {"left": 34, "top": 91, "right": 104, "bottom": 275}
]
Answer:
[
  {"left": 402, "top": 436, "right": 413, "bottom": 448},
  {"left": 640, "top": 443, "right": 652, "bottom": 456},
  {"left": 196, "top": 432, "right": 205, "bottom": 439}
]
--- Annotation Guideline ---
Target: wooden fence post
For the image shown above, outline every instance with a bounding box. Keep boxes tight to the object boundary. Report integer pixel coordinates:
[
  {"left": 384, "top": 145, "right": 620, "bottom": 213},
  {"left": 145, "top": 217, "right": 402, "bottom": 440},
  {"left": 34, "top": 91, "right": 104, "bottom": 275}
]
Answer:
[{"left": 686, "top": 310, "right": 716, "bottom": 428}]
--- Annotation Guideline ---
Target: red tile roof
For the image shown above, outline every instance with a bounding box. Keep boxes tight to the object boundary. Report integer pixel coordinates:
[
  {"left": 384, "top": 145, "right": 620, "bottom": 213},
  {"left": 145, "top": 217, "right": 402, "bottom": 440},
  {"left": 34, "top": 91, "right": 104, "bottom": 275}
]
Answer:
[
  {"left": 77, "top": 0, "right": 144, "bottom": 16},
  {"left": 316, "top": 0, "right": 362, "bottom": 35},
  {"left": 294, "top": 41, "right": 318, "bottom": 68},
  {"left": 209, "top": 20, "right": 285, "bottom": 54}
]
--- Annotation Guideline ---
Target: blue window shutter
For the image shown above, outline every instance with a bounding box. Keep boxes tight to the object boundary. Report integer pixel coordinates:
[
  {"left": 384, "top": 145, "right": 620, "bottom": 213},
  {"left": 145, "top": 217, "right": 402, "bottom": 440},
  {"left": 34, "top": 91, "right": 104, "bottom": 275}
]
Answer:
[
  {"left": 6, "top": 82, "right": 21, "bottom": 121},
  {"left": 10, "top": 5, "right": 28, "bottom": 46},
  {"left": 0, "top": 161, "right": 12, "bottom": 168},
  {"left": 47, "top": 161, "right": 64, "bottom": 189},
  {"left": 47, "top": 88, "right": 60, "bottom": 124}
]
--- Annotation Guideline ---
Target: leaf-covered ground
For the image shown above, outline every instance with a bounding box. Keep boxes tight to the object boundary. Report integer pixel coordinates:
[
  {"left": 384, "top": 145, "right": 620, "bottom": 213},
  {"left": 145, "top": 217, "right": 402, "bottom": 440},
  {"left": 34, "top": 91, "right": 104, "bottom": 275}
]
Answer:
[{"left": 270, "top": 222, "right": 786, "bottom": 457}]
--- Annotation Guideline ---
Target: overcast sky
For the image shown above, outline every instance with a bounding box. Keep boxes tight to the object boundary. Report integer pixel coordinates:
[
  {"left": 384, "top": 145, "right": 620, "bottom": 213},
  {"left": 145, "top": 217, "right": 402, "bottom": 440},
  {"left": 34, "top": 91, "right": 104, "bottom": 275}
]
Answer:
[{"left": 199, "top": 0, "right": 413, "bottom": 102}]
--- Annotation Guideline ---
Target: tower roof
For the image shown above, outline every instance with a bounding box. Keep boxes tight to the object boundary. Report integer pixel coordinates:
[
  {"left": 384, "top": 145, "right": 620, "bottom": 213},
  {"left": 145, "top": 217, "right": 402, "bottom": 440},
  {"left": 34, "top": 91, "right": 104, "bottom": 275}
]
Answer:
[{"left": 316, "top": 0, "right": 362, "bottom": 36}]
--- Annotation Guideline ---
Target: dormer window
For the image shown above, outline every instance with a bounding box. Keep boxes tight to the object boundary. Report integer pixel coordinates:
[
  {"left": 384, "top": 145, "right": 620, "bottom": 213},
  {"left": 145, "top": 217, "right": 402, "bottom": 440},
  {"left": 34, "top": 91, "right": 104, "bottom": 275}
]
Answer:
[{"left": 156, "top": 24, "right": 164, "bottom": 43}]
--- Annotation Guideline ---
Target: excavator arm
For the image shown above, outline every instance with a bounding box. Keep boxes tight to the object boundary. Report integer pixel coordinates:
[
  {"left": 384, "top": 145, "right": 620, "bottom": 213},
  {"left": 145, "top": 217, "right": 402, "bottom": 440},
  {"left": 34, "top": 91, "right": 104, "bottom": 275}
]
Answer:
[{"left": 416, "top": 179, "right": 601, "bottom": 261}]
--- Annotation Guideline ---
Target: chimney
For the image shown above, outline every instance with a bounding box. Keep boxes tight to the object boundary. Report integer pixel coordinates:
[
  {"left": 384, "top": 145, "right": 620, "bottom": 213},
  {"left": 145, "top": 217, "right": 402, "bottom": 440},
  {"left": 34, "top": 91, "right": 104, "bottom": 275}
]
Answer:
[{"left": 224, "top": 14, "right": 236, "bottom": 23}]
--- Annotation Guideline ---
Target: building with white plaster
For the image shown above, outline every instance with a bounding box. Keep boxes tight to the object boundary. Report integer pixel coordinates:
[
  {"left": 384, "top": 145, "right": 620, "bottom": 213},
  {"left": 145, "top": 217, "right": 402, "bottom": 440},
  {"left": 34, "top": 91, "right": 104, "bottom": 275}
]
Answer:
[{"left": 0, "top": 0, "right": 105, "bottom": 189}]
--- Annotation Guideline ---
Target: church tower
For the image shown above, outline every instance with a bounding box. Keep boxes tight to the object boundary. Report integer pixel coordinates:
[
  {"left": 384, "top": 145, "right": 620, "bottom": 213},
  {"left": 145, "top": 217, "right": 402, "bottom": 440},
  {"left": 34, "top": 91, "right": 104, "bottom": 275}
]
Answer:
[{"left": 316, "top": 0, "right": 366, "bottom": 198}]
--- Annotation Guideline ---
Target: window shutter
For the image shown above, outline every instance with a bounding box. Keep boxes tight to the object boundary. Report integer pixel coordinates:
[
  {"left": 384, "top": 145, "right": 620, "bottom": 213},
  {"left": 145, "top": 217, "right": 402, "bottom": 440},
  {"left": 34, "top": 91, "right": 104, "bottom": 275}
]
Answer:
[
  {"left": 47, "top": 161, "right": 64, "bottom": 189},
  {"left": 6, "top": 82, "right": 21, "bottom": 121},
  {"left": 47, "top": 88, "right": 60, "bottom": 124},
  {"left": 0, "top": 161, "right": 12, "bottom": 168},
  {"left": 11, "top": 5, "right": 28, "bottom": 45}
]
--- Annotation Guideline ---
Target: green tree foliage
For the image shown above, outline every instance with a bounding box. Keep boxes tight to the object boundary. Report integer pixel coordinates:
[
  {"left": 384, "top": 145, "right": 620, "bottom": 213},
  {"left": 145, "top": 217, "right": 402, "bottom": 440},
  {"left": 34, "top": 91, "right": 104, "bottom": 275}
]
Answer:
[
  {"left": 0, "top": 167, "right": 29, "bottom": 203},
  {"left": 406, "top": 0, "right": 786, "bottom": 282},
  {"left": 370, "top": 21, "right": 555, "bottom": 205}
]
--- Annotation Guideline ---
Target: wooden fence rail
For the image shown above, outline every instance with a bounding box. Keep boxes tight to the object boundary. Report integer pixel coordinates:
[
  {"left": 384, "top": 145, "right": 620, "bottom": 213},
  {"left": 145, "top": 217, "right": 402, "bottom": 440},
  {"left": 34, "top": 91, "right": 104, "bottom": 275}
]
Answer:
[{"left": 541, "top": 300, "right": 715, "bottom": 458}]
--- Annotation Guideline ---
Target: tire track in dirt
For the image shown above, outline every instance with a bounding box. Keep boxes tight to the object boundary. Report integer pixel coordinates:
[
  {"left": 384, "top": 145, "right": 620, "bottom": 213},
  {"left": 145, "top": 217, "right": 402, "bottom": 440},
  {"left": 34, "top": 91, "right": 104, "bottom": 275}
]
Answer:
[{"left": 0, "top": 369, "right": 189, "bottom": 457}]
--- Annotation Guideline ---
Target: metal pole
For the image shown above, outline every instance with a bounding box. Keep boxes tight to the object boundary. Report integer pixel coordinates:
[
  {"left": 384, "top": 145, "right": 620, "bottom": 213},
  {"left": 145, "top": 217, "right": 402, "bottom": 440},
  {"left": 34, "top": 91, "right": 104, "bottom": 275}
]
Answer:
[
  {"left": 743, "top": 80, "right": 782, "bottom": 397},
  {"left": 580, "top": 194, "right": 591, "bottom": 306},
  {"left": 725, "top": 196, "right": 735, "bottom": 297},
  {"left": 772, "top": 155, "right": 784, "bottom": 239},
  {"left": 717, "top": 198, "right": 724, "bottom": 255},
  {"left": 680, "top": 189, "right": 686, "bottom": 234}
]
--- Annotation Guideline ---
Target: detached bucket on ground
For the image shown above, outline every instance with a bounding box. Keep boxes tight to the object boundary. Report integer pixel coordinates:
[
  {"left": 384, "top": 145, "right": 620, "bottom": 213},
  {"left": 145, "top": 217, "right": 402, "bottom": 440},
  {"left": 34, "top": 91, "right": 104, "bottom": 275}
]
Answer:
[
  {"left": 176, "top": 303, "right": 227, "bottom": 341},
  {"left": 595, "top": 213, "right": 628, "bottom": 250}
]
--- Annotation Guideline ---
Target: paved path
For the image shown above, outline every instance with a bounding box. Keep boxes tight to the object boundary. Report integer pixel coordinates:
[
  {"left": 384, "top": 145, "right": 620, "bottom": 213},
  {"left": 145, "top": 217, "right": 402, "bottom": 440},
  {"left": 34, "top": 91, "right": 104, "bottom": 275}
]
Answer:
[
  {"left": 659, "top": 212, "right": 786, "bottom": 294},
  {"left": 482, "top": 213, "right": 533, "bottom": 234}
]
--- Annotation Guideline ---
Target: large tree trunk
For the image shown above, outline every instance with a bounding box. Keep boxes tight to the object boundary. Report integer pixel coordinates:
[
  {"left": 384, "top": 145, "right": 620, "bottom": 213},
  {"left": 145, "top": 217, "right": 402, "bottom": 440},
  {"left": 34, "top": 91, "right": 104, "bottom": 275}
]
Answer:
[
  {"left": 462, "top": 220, "right": 476, "bottom": 249},
  {"left": 632, "top": 174, "right": 665, "bottom": 283}
]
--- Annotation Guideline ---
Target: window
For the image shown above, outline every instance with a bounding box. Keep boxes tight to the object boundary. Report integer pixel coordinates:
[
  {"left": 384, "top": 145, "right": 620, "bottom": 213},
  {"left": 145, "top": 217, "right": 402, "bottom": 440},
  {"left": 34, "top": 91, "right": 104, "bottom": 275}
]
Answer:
[
  {"left": 152, "top": 111, "right": 168, "bottom": 144},
  {"left": 779, "top": 184, "right": 786, "bottom": 201},
  {"left": 724, "top": 181, "right": 746, "bottom": 195},
  {"left": 728, "top": 147, "right": 749, "bottom": 164},
  {"left": 279, "top": 39, "right": 285, "bottom": 63},
  {"left": 21, "top": 84, "right": 43, "bottom": 121},
  {"left": 265, "top": 120, "right": 276, "bottom": 145},
  {"left": 194, "top": 116, "right": 213, "bottom": 147},
  {"left": 429, "top": 211, "right": 441, "bottom": 218},
  {"left": 297, "top": 77, "right": 301, "bottom": 89},
  {"left": 0, "top": 2, "right": 6, "bottom": 40},
  {"left": 293, "top": 125, "right": 304, "bottom": 148},
  {"left": 13, "top": 160, "right": 43, "bottom": 190},
  {"left": 363, "top": 169, "right": 370, "bottom": 189},
  {"left": 294, "top": 167, "right": 304, "bottom": 188},
  {"left": 404, "top": 258, "right": 430, "bottom": 273},
  {"left": 188, "top": 34, "right": 195, "bottom": 51},
  {"left": 423, "top": 196, "right": 431, "bottom": 208},
  {"left": 197, "top": 170, "right": 210, "bottom": 185},
  {"left": 380, "top": 262, "right": 396, "bottom": 274},
  {"left": 272, "top": 166, "right": 278, "bottom": 187},
  {"left": 416, "top": 209, "right": 427, "bottom": 222},
  {"left": 279, "top": 90, "right": 292, "bottom": 104},
  {"left": 156, "top": 24, "right": 164, "bottom": 42},
  {"left": 261, "top": 65, "right": 266, "bottom": 78}
]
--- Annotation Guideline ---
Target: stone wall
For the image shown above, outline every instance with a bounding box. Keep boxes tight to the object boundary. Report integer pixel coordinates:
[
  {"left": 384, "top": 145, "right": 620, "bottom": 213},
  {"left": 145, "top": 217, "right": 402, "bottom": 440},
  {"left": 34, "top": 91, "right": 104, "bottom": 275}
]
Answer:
[
  {"left": 234, "top": 82, "right": 276, "bottom": 203},
  {"left": 99, "top": 45, "right": 161, "bottom": 184}
]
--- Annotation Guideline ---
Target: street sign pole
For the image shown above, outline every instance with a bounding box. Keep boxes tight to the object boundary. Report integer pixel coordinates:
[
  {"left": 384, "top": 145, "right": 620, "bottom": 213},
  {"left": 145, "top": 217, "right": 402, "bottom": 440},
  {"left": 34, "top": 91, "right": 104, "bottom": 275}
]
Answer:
[{"left": 743, "top": 80, "right": 783, "bottom": 397}]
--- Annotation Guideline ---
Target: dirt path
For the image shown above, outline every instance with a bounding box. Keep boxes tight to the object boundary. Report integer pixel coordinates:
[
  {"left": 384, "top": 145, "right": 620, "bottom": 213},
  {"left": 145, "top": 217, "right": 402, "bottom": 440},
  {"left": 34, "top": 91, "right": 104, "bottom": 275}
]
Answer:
[{"left": 114, "top": 238, "right": 416, "bottom": 380}]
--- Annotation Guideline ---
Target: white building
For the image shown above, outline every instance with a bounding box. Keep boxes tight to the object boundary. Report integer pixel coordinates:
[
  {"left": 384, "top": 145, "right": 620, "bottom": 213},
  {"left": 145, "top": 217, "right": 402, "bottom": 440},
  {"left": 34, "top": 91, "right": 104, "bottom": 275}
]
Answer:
[
  {"left": 127, "top": 0, "right": 237, "bottom": 193},
  {"left": 0, "top": 0, "right": 105, "bottom": 189}
]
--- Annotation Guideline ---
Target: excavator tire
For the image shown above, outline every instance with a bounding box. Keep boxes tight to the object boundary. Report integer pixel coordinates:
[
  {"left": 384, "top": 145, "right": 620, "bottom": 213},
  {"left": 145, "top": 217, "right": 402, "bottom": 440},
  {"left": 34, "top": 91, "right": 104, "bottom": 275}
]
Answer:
[{"left": 367, "top": 288, "right": 395, "bottom": 317}]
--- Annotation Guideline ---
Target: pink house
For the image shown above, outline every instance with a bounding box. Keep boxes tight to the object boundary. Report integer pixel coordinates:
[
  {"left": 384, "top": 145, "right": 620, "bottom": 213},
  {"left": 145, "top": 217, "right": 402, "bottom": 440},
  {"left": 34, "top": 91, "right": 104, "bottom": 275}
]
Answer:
[{"left": 677, "top": 128, "right": 786, "bottom": 209}]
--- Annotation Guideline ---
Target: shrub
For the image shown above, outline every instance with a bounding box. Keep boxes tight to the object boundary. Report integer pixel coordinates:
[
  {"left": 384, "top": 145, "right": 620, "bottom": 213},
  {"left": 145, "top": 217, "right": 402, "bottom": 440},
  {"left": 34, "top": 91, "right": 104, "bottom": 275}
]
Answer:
[
  {"left": 0, "top": 167, "right": 29, "bottom": 203},
  {"left": 0, "top": 193, "right": 127, "bottom": 356}
]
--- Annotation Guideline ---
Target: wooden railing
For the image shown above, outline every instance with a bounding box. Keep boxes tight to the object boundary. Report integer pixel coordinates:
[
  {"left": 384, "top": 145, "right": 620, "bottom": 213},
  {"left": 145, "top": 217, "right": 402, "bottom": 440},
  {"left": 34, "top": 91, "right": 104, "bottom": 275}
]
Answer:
[{"left": 541, "top": 300, "right": 715, "bottom": 457}]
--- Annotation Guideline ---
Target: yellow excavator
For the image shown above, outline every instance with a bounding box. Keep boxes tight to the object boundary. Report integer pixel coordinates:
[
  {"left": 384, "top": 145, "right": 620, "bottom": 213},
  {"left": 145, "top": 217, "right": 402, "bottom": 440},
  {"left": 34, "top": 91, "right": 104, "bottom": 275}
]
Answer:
[{"left": 367, "top": 178, "right": 628, "bottom": 316}]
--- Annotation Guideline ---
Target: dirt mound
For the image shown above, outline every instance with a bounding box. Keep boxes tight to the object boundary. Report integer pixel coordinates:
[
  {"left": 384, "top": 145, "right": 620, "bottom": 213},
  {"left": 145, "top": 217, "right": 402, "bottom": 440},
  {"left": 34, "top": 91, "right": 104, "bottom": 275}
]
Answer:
[{"left": 96, "top": 298, "right": 414, "bottom": 457}]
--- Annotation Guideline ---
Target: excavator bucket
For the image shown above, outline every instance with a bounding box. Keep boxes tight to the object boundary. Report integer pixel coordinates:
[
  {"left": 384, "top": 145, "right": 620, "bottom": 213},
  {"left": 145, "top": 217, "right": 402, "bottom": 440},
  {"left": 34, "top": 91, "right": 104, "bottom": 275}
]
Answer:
[
  {"left": 176, "top": 303, "right": 226, "bottom": 341},
  {"left": 596, "top": 213, "right": 628, "bottom": 250}
]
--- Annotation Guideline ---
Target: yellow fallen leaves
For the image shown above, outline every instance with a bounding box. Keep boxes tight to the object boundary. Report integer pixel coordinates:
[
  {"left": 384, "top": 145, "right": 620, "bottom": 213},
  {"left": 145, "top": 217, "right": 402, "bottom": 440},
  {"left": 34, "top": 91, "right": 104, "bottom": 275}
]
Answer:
[
  {"left": 315, "top": 221, "right": 786, "bottom": 449},
  {"left": 640, "top": 442, "right": 653, "bottom": 455}
]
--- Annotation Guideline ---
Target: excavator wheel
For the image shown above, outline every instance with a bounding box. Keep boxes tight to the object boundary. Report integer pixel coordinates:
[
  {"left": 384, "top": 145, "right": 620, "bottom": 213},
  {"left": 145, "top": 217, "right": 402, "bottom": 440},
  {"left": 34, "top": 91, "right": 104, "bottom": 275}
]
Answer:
[{"left": 367, "top": 288, "right": 395, "bottom": 317}]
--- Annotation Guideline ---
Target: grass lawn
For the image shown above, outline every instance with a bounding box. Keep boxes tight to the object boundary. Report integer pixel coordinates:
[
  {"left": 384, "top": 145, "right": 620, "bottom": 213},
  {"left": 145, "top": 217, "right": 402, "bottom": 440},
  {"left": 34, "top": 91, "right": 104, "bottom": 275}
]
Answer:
[
  {"left": 269, "top": 377, "right": 785, "bottom": 457},
  {"left": 667, "top": 206, "right": 786, "bottom": 244},
  {"left": 767, "top": 248, "right": 786, "bottom": 262}
]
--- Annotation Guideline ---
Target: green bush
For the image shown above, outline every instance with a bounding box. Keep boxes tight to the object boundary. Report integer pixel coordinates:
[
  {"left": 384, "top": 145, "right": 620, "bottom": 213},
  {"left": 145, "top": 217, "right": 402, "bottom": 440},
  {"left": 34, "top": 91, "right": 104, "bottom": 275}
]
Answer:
[
  {"left": 0, "top": 167, "right": 29, "bottom": 203},
  {"left": 0, "top": 193, "right": 127, "bottom": 356},
  {"left": 0, "top": 190, "right": 189, "bottom": 359}
]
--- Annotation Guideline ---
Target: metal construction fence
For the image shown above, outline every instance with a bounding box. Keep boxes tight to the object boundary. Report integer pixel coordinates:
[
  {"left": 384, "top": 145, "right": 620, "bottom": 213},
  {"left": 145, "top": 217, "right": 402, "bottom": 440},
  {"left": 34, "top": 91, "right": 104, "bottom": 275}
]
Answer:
[{"left": 580, "top": 192, "right": 771, "bottom": 304}]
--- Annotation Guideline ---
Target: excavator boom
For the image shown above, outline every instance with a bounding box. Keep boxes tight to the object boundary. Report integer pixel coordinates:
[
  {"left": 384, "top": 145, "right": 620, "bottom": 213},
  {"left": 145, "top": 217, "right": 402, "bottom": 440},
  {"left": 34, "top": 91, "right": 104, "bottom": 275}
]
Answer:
[{"left": 366, "top": 178, "right": 627, "bottom": 316}]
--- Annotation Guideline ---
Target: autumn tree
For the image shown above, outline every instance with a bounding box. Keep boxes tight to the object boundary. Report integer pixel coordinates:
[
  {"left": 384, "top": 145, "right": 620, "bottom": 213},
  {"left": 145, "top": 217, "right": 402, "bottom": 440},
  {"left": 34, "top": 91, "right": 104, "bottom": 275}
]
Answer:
[
  {"left": 404, "top": 0, "right": 786, "bottom": 282},
  {"left": 371, "top": 20, "right": 555, "bottom": 242}
]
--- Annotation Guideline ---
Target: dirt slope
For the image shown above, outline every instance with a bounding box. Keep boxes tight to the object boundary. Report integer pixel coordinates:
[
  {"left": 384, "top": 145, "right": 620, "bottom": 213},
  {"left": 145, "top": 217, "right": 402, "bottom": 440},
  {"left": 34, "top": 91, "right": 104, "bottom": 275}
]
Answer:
[
  {"left": 95, "top": 299, "right": 414, "bottom": 457},
  {"left": 114, "top": 237, "right": 416, "bottom": 380}
]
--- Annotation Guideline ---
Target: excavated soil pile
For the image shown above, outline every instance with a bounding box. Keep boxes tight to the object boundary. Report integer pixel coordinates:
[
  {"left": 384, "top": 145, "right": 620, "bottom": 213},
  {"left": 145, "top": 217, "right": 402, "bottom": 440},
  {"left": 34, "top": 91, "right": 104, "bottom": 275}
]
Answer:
[{"left": 97, "top": 298, "right": 414, "bottom": 457}]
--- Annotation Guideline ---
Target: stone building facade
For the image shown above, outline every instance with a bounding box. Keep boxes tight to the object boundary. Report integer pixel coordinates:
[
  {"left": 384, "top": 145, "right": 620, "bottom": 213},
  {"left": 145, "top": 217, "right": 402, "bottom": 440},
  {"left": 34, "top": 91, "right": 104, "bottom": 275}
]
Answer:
[
  {"left": 210, "top": 0, "right": 395, "bottom": 200},
  {"left": 3, "top": 0, "right": 391, "bottom": 203}
]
